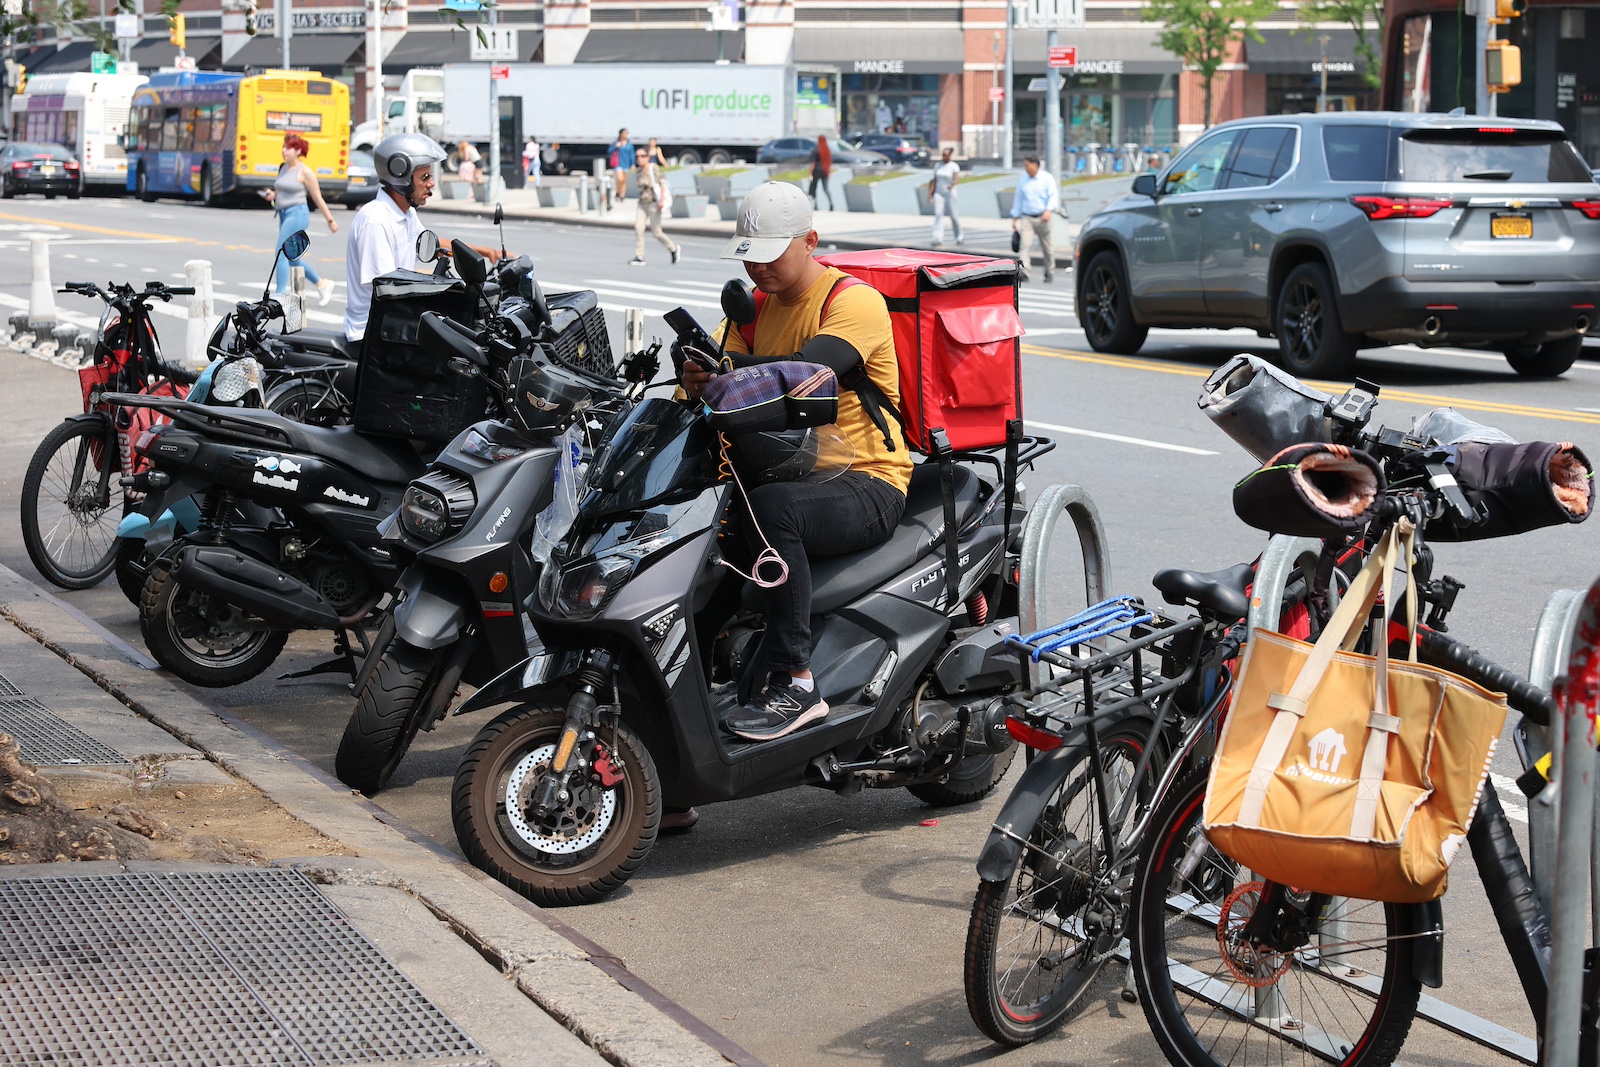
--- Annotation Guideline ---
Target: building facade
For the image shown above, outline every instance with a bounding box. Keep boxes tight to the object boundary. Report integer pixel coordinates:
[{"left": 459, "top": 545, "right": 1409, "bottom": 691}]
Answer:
[{"left": 14, "top": 0, "right": 1378, "bottom": 151}]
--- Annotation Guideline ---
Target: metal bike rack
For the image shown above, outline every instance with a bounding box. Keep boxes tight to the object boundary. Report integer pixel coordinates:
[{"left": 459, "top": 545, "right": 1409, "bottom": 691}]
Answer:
[
  {"left": 1017, "top": 483, "right": 1111, "bottom": 684},
  {"left": 1544, "top": 578, "right": 1600, "bottom": 1067}
]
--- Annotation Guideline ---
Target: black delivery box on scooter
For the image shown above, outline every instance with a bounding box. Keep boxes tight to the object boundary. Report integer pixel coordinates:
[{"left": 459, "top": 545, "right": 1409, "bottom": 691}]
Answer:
[{"left": 353, "top": 269, "right": 487, "bottom": 443}]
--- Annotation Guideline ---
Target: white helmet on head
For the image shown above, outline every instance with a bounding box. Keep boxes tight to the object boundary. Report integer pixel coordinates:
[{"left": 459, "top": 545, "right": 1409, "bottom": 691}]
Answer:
[{"left": 373, "top": 133, "right": 447, "bottom": 204}]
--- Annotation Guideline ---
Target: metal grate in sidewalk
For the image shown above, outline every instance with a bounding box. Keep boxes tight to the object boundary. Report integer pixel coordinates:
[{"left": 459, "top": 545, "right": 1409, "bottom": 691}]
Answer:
[
  {"left": 0, "top": 869, "right": 488, "bottom": 1066},
  {"left": 0, "top": 670, "right": 25, "bottom": 696},
  {"left": 0, "top": 696, "right": 130, "bottom": 766}
]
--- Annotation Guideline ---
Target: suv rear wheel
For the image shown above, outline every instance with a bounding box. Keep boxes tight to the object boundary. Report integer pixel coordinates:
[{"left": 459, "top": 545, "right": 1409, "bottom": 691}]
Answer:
[
  {"left": 1079, "top": 251, "right": 1147, "bottom": 355},
  {"left": 1276, "top": 262, "right": 1358, "bottom": 379},
  {"left": 1503, "top": 335, "right": 1582, "bottom": 378}
]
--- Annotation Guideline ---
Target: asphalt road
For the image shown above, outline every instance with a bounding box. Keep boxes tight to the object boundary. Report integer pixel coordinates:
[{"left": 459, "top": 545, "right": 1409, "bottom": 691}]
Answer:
[{"left": 1, "top": 191, "right": 1597, "bottom": 1066}]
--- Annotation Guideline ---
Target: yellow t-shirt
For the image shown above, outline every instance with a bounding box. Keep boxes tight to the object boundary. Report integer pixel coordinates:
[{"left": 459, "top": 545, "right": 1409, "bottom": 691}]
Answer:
[{"left": 720, "top": 267, "right": 913, "bottom": 495}]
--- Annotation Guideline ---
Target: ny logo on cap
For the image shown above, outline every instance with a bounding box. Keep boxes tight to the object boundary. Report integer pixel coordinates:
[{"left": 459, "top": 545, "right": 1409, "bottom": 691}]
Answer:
[{"left": 741, "top": 206, "right": 761, "bottom": 233}]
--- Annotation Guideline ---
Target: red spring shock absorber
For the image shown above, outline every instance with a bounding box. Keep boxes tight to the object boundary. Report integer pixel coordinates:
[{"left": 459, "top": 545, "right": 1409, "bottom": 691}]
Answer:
[{"left": 967, "top": 590, "right": 989, "bottom": 627}]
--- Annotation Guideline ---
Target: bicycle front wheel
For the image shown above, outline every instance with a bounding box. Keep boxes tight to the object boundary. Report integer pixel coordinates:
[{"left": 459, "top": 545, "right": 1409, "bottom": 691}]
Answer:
[
  {"left": 21, "top": 418, "right": 122, "bottom": 589},
  {"left": 1130, "top": 767, "right": 1422, "bottom": 1067},
  {"left": 964, "top": 717, "right": 1153, "bottom": 1045}
]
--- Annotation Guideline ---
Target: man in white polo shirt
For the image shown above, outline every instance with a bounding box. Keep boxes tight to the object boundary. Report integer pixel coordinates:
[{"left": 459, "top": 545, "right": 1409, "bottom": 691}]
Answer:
[{"left": 343, "top": 133, "right": 501, "bottom": 342}]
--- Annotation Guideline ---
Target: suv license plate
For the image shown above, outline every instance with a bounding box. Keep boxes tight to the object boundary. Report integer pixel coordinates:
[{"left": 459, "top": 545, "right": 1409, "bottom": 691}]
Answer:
[{"left": 1492, "top": 212, "right": 1533, "bottom": 239}]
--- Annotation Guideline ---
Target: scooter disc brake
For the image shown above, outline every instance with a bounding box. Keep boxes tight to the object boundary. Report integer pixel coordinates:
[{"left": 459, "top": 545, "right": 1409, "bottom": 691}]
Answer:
[{"left": 504, "top": 742, "right": 617, "bottom": 855}]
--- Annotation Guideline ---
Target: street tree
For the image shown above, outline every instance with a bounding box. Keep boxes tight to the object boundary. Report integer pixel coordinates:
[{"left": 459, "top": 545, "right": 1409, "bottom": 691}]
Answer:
[
  {"left": 11, "top": 0, "right": 187, "bottom": 55},
  {"left": 1145, "top": 0, "right": 1280, "bottom": 129},
  {"left": 1296, "top": 0, "right": 1384, "bottom": 90}
]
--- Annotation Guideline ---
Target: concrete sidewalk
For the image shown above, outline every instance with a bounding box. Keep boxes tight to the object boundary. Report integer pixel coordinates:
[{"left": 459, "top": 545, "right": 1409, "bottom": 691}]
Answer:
[
  {"left": 426, "top": 187, "right": 1080, "bottom": 270},
  {"left": 0, "top": 562, "right": 761, "bottom": 1067}
]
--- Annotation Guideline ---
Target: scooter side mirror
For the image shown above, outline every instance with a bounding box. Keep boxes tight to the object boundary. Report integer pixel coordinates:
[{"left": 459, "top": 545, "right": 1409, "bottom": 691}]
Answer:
[
  {"left": 493, "top": 203, "right": 504, "bottom": 225},
  {"left": 721, "top": 279, "right": 757, "bottom": 326},
  {"left": 453, "top": 239, "right": 489, "bottom": 286},
  {"left": 416, "top": 230, "right": 440, "bottom": 263},
  {"left": 520, "top": 275, "right": 552, "bottom": 328},
  {"left": 419, "top": 311, "right": 487, "bottom": 367},
  {"left": 281, "top": 230, "right": 311, "bottom": 261}
]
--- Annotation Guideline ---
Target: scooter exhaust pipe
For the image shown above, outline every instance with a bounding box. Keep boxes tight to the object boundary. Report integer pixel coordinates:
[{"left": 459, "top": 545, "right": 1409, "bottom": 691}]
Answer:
[
  {"left": 169, "top": 544, "right": 341, "bottom": 630},
  {"left": 1576, "top": 315, "right": 1591, "bottom": 334},
  {"left": 1422, "top": 316, "right": 1443, "bottom": 337}
]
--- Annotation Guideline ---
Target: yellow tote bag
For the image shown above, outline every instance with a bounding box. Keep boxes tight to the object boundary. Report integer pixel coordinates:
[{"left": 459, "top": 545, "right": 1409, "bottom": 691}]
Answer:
[{"left": 1203, "top": 520, "right": 1507, "bottom": 903}]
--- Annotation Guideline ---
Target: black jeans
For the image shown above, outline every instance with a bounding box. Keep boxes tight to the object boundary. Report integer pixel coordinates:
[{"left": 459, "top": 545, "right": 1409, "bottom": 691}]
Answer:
[
  {"left": 731, "top": 471, "right": 905, "bottom": 673},
  {"left": 809, "top": 170, "right": 834, "bottom": 210}
]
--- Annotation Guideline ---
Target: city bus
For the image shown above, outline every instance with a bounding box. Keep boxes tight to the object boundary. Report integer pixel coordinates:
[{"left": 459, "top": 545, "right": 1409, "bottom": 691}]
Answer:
[
  {"left": 10, "top": 71, "right": 149, "bottom": 188},
  {"left": 124, "top": 70, "right": 349, "bottom": 205}
]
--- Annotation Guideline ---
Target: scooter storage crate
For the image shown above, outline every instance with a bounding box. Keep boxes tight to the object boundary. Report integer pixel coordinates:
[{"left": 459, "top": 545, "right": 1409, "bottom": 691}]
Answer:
[
  {"left": 817, "top": 250, "right": 1023, "bottom": 452},
  {"left": 353, "top": 269, "right": 486, "bottom": 443},
  {"left": 546, "top": 290, "right": 616, "bottom": 378}
]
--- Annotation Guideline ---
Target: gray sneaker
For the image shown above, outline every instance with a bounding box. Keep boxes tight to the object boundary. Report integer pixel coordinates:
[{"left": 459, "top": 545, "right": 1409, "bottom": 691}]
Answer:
[{"left": 724, "top": 677, "right": 829, "bottom": 741}]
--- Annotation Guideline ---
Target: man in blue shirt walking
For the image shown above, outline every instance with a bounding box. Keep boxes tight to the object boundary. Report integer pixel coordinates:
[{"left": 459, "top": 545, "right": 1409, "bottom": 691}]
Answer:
[{"left": 1009, "top": 154, "right": 1059, "bottom": 283}]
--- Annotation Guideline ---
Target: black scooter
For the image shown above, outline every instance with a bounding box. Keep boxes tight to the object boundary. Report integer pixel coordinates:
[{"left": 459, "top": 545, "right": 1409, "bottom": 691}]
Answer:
[{"left": 447, "top": 283, "right": 1053, "bottom": 906}]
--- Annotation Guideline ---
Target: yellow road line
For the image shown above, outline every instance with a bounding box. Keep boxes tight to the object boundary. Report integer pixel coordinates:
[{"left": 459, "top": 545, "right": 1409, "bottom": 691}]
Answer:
[
  {"left": 1020, "top": 343, "right": 1600, "bottom": 427},
  {"left": 0, "top": 210, "right": 225, "bottom": 247}
]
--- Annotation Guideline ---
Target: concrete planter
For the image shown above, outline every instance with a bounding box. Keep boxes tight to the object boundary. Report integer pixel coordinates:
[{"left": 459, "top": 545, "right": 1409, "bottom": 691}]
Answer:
[
  {"left": 536, "top": 186, "right": 573, "bottom": 208},
  {"left": 663, "top": 168, "right": 700, "bottom": 194},
  {"left": 843, "top": 171, "right": 926, "bottom": 214},
  {"left": 440, "top": 181, "right": 475, "bottom": 200},
  {"left": 716, "top": 194, "right": 742, "bottom": 221},
  {"left": 670, "top": 193, "right": 710, "bottom": 218},
  {"left": 920, "top": 175, "right": 1012, "bottom": 219}
]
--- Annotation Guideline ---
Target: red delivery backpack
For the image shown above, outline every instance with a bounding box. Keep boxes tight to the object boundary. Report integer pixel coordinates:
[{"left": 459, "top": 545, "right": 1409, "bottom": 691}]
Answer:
[{"left": 817, "top": 249, "right": 1024, "bottom": 453}]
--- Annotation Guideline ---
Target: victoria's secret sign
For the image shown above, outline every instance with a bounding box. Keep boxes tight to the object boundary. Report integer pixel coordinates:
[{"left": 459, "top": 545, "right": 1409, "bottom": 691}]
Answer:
[{"left": 252, "top": 9, "right": 367, "bottom": 31}]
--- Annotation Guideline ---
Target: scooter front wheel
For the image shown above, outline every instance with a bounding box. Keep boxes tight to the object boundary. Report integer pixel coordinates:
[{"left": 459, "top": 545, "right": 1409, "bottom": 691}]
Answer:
[
  {"left": 453, "top": 705, "right": 660, "bottom": 907},
  {"left": 335, "top": 639, "right": 440, "bottom": 795}
]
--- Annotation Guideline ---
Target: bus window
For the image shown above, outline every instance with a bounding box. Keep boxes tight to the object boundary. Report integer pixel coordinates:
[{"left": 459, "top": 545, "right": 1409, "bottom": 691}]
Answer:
[
  {"left": 181, "top": 107, "right": 199, "bottom": 151},
  {"left": 160, "top": 108, "right": 180, "bottom": 151},
  {"left": 209, "top": 104, "right": 228, "bottom": 148}
]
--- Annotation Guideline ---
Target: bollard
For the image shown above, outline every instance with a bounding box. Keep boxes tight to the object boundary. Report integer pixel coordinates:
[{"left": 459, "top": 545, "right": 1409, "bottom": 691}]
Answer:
[
  {"left": 184, "top": 258, "right": 215, "bottom": 370},
  {"left": 624, "top": 307, "right": 644, "bottom": 354},
  {"left": 592, "top": 157, "right": 609, "bottom": 213},
  {"left": 28, "top": 235, "right": 57, "bottom": 329},
  {"left": 577, "top": 174, "right": 589, "bottom": 216}
]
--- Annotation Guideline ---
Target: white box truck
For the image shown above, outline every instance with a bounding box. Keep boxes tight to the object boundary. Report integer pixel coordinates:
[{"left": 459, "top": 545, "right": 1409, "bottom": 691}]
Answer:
[
  {"left": 441, "top": 62, "right": 838, "bottom": 168},
  {"left": 353, "top": 69, "right": 444, "bottom": 151}
]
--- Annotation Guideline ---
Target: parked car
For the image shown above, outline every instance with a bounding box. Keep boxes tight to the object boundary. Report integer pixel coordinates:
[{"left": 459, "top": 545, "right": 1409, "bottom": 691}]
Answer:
[
  {"left": 854, "top": 133, "right": 933, "bottom": 167},
  {"left": 339, "top": 149, "right": 378, "bottom": 209},
  {"left": 755, "top": 137, "right": 890, "bottom": 168},
  {"left": 1074, "top": 112, "right": 1600, "bottom": 378},
  {"left": 2, "top": 142, "right": 80, "bottom": 199}
]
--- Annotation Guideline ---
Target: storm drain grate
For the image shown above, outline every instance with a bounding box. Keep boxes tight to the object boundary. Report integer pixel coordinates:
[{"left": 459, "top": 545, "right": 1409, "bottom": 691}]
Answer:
[
  {"left": 0, "top": 697, "right": 130, "bottom": 766},
  {"left": 0, "top": 671, "right": 25, "bottom": 696},
  {"left": 0, "top": 869, "right": 489, "bottom": 1066}
]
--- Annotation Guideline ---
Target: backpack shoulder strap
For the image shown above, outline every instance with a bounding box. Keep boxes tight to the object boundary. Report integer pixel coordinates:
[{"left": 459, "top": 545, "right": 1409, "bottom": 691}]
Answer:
[
  {"left": 819, "top": 274, "right": 864, "bottom": 329},
  {"left": 737, "top": 289, "right": 769, "bottom": 351}
]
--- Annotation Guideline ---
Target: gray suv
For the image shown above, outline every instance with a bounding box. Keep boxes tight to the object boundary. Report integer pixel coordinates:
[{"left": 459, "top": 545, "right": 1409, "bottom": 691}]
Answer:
[{"left": 1074, "top": 112, "right": 1600, "bottom": 377}]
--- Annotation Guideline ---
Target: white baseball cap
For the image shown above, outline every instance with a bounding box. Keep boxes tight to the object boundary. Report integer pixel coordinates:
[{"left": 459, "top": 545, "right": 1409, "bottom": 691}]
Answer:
[{"left": 721, "top": 181, "right": 814, "bottom": 263}]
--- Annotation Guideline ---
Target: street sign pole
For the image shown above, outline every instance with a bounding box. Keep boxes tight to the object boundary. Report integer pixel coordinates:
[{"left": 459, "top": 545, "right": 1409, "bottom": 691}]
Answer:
[
  {"left": 278, "top": 0, "right": 291, "bottom": 68},
  {"left": 1003, "top": 1, "right": 1015, "bottom": 169},
  {"left": 488, "top": 5, "right": 500, "bottom": 200},
  {"left": 1045, "top": 28, "right": 1061, "bottom": 189}
]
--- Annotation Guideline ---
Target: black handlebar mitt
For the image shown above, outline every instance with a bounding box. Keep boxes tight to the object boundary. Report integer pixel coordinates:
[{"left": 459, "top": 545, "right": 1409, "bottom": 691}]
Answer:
[
  {"left": 1233, "top": 442, "right": 1385, "bottom": 539},
  {"left": 1427, "top": 441, "right": 1593, "bottom": 542}
]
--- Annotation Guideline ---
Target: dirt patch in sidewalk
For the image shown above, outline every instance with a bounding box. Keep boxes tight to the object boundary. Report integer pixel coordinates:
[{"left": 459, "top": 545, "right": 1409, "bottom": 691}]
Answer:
[{"left": 0, "top": 733, "right": 353, "bottom": 867}]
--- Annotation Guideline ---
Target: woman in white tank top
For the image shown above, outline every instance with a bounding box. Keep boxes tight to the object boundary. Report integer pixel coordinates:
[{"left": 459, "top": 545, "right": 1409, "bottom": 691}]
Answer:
[{"left": 263, "top": 133, "right": 339, "bottom": 305}]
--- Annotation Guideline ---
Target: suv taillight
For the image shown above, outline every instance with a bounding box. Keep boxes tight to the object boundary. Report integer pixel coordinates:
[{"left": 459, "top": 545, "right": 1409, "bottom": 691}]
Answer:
[
  {"left": 1571, "top": 200, "right": 1600, "bottom": 219},
  {"left": 1350, "top": 195, "right": 1453, "bottom": 220}
]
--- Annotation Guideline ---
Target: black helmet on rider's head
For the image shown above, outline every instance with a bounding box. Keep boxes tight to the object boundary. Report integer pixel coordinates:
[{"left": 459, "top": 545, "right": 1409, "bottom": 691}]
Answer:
[
  {"left": 508, "top": 356, "right": 592, "bottom": 435},
  {"left": 373, "top": 133, "right": 448, "bottom": 204},
  {"left": 731, "top": 429, "right": 820, "bottom": 486}
]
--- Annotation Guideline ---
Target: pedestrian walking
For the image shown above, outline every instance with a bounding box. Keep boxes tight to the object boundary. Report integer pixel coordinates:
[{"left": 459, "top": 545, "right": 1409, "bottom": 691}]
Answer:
[
  {"left": 262, "top": 133, "right": 337, "bottom": 305},
  {"left": 641, "top": 136, "right": 670, "bottom": 169},
  {"left": 608, "top": 128, "right": 636, "bottom": 206},
  {"left": 630, "top": 157, "right": 680, "bottom": 267},
  {"left": 929, "top": 147, "right": 963, "bottom": 247},
  {"left": 1009, "top": 154, "right": 1059, "bottom": 283},
  {"left": 809, "top": 135, "right": 834, "bottom": 211},
  {"left": 455, "top": 139, "right": 482, "bottom": 184},
  {"left": 522, "top": 135, "right": 541, "bottom": 188}
]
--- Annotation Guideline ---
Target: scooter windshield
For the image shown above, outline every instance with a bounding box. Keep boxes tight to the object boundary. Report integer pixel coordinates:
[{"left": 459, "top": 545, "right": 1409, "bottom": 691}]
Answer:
[{"left": 580, "top": 397, "right": 715, "bottom": 519}]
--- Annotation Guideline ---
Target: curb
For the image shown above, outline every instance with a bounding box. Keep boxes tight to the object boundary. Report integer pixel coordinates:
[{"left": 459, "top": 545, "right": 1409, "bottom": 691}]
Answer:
[
  {"left": 0, "top": 561, "right": 764, "bottom": 1067},
  {"left": 426, "top": 199, "right": 1078, "bottom": 269}
]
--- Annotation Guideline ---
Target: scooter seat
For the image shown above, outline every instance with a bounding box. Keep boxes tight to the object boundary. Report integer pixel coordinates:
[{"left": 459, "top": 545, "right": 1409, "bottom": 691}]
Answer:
[
  {"left": 741, "top": 463, "right": 983, "bottom": 616},
  {"left": 284, "top": 328, "right": 358, "bottom": 362},
  {"left": 1151, "top": 563, "right": 1254, "bottom": 621},
  {"left": 209, "top": 409, "right": 422, "bottom": 485}
]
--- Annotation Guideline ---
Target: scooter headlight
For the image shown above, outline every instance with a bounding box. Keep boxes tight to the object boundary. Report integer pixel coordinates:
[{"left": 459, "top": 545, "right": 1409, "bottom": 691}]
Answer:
[
  {"left": 398, "top": 470, "right": 476, "bottom": 544},
  {"left": 538, "top": 552, "right": 635, "bottom": 620},
  {"left": 210, "top": 357, "right": 262, "bottom": 404}
]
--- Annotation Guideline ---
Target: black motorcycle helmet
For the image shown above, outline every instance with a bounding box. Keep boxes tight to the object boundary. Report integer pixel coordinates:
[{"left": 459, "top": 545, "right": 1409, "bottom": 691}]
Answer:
[
  {"left": 731, "top": 428, "right": 821, "bottom": 486},
  {"left": 507, "top": 356, "right": 591, "bottom": 434}
]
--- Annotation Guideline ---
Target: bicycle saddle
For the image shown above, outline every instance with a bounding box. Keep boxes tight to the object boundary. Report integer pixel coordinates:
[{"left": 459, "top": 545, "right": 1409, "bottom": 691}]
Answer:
[{"left": 1151, "top": 563, "right": 1253, "bottom": 621}]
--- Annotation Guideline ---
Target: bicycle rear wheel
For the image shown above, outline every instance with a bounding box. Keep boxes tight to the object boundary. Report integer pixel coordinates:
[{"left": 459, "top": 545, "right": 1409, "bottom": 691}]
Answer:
[
  {"left": 21, "top": 418, "right": 122, "bottom": 589},
  {"left": 964, "top": 718, "right": 1153, "bottom": 1045},
  {"left": 1130, "top": 767, "right": 1421, "bottom": 1067}
]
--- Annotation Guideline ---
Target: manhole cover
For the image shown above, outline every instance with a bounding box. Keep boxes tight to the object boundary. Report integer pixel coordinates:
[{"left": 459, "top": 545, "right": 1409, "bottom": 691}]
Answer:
[
  {"left": 0, "top": 869, "right": 488, "bottom": 1066},
  {"left": 0, "top": 697, "right": 130, "bottom": 766}
]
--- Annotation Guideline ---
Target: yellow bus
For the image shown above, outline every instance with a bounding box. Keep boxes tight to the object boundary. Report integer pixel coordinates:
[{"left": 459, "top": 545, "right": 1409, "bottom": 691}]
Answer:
[{"left": 126, "top": 69, "right": 349, "bottom": 205}]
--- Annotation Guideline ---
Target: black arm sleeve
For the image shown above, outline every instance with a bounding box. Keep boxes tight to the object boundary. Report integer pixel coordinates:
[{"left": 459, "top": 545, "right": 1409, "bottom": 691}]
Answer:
[{"left": 725, "top": 333, "right": 863, "bottom": 376}]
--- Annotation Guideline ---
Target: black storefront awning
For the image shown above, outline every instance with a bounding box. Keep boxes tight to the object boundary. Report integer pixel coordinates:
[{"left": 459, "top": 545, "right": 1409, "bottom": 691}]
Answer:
[
  {"left": 1247, "top": 28, "right": 1368, "bottom": 75},
  {"left": 575, "top": 29, "right": 744, "bottom": 63},
  {"left": 792, "top": 28, "right": 965, "bottom": 75},
  {"left": 29, "top": 42, "right": 98, "bottom": 73},
  {"left": 381, "top": 28, "right": 542, "bottom": 70},
  {"left": 225, "top": 33, "right": 364, "bottom": 72},
  {"left": 129, "top": 36, "right": 221, "bottom": 70},
  {"left": 1011, "top": 28, "right": 1184, "bottom": 75}
]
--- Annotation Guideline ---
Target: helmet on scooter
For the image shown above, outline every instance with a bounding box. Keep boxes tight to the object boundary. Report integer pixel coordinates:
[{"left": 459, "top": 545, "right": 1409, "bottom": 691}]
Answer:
[
  {"left": 731, "top": 429, "right": 820, "bottom": 486},
  {"left": 373, "top": 133, "right": 448, "bottom": 200},
  {"left": 507, "top": 356, "right": 592, "bottom": 434}
]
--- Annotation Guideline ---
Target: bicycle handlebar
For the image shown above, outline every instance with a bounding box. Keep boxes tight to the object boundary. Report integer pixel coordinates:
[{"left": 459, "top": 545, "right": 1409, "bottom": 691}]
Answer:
[{"left": 1418, "top": 627, "right": 1555, "bottom": 726}]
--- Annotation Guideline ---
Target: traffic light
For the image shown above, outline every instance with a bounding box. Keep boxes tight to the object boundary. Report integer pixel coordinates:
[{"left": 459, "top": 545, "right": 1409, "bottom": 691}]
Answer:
[
  {"left": 168, "top": 13, "right": 186, "bottom": 50},
  {"left": 1486, "top": 39, "right": 1522, "bottom": 91},
  {"left": 1495, "top": 0, "right": 1526, "bottom": 18}
]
